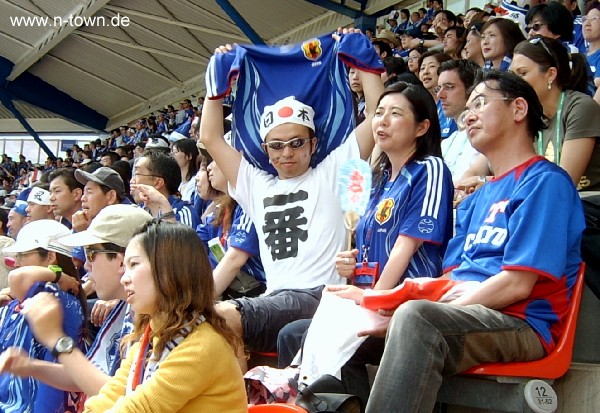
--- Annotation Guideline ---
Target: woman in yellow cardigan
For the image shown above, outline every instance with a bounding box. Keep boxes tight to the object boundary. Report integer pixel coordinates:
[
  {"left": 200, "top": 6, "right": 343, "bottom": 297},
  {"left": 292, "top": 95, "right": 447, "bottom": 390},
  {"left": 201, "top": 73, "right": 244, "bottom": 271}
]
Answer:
[
  {"left": 84, "top": 222, "right": 247, "bottom": 413},
  {"left": 83, "top": 221, "right": 248, "bottom": 412}
]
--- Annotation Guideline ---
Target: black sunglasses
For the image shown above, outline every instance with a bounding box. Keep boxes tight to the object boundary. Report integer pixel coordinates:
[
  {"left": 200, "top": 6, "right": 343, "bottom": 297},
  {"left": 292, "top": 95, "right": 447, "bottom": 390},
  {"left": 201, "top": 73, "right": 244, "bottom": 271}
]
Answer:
[
  {"left": 84, "top": 248, "right": 120, "bottom": 263},
  {"left": 525, "top": 23, "right": 547, "bottom": 32}
]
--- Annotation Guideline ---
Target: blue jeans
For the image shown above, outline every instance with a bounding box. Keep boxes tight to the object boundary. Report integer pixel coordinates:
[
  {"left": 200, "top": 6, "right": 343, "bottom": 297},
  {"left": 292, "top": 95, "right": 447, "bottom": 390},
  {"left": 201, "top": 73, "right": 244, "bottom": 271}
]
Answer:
[
  {"left": 277, "top": 318, "right": 311, "bottom": 368},
  {"left": 366, "top": 300, "right": 544, "bottom": 413}
]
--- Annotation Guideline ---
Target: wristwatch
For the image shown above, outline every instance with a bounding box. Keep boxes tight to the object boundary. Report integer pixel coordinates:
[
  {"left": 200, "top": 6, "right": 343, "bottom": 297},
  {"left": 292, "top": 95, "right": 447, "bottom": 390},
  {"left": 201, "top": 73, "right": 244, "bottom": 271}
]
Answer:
[
  {"left": 419, "top": 39, "right": 425, "bottom": 47},
  {"left": 48, "top": 264, "right": 62, "bottom": 283},
  {"left": 51, "top": 336, "right": 74, "bottom": 358}
]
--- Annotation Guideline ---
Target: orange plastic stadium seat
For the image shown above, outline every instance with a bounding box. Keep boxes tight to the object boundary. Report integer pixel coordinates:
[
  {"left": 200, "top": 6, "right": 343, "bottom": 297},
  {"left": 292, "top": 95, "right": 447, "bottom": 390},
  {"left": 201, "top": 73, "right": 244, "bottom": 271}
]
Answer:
[
  {"left": 463, "top": 262, "right": 586, "bottom": 379},
  {"left": 248, "top": 403, "right": 308, "bottom": 412}
]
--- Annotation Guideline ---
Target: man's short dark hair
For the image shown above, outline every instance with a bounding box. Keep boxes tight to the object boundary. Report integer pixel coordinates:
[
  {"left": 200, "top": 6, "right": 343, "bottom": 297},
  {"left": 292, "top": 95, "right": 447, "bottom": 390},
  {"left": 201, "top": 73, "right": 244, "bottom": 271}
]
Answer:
[
  {"left": 49, "top": 168, "right": 84, "bottom": 191},
  {"left": 438, "top": 59, "right": 482, "bottom": 93},
  {"left": 383, "top": 57, "right": 408, "bottom": 77},
  {"left": 372, "top": 40, "right": 393, "bottom": 58},
  {"left": 474, "top": 70, "right": 546, "bottom": 139},
  {"left": 102, "top": 152, "right": 121, "bottom": 164},
  {"left": 141, "top": 151, "right": 181, "bottom": 195}
]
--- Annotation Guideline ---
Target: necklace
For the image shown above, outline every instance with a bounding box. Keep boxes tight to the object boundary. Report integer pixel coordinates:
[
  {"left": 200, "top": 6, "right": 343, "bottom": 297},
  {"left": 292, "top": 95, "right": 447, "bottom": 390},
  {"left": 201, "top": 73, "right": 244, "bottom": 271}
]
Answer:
[{"left": 536, "top": 91, "right": 565, "bottom": 164}]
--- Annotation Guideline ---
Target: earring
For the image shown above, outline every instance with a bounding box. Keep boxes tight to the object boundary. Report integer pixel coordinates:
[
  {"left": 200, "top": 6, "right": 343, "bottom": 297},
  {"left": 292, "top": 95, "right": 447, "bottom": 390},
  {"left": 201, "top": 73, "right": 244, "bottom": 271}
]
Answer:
[{"left": 548, "top": 81, "right": 552, "bottom": 90}]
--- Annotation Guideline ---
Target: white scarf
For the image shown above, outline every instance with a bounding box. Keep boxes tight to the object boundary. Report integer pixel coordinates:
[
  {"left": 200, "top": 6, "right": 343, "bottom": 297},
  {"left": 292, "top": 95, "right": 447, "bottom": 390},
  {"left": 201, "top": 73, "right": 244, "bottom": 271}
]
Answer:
[{"left": 125, "top": 315, "right": 205, "bottom": 394}]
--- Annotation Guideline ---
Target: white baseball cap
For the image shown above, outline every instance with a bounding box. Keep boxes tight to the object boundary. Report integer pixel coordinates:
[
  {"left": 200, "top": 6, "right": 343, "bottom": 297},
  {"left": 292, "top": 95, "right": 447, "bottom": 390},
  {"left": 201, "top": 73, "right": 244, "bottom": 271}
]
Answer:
[
  {"left": 259, "top": 96, "right": 315, "bottom": 141},
  {"left": 4, "top": 219, "right": 72, "bottom": 257}
]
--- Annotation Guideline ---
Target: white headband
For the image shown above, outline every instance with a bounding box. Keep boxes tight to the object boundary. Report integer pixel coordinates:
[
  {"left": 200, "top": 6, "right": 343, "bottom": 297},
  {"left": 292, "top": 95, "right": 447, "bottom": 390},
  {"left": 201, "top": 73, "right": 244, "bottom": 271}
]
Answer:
[{"left": 259, "top": 96, "right": 315, "bottom": 141}]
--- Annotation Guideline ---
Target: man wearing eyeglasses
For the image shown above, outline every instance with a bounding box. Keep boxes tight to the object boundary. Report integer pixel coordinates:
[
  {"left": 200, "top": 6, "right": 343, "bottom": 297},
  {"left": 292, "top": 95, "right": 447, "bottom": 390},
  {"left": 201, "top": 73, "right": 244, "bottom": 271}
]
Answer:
[
  {"left": 3, "top": 205, "right": 153, "bottom": 398},
  {"left": 129, "top": 150, "right": 199, "bottom": 229},
  {"left": 437, "top": 59, "right": 482, "bottom": 182},
  {"left": 584, "top": 1, "right": 600, "bottom": 105},
  {"left": 365, "top": 71, "right": 585, "bottom": 412},
  {"left": 200, "top": 31, "right": 384, "bottom": 369}
]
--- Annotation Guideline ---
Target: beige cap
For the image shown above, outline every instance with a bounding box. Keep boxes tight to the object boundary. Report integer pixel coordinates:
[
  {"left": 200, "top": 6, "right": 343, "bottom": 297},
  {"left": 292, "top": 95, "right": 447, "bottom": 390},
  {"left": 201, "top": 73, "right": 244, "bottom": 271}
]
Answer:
[{"left": 60, "top": 204, "right": 152, "bottom": 248}]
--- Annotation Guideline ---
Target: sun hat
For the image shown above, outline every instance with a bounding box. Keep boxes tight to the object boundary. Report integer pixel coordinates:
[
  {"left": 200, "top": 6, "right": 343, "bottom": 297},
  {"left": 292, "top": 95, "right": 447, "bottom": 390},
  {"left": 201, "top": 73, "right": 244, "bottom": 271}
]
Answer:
[{"left": 374, "top": 29, "right": 400, "bottom": 47}]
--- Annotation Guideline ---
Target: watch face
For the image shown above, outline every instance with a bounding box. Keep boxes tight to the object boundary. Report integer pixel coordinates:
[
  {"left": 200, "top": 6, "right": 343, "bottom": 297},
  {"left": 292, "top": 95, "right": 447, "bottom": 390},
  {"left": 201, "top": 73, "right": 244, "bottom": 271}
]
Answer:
[{"left": 55, "top": 336, "right": 74, "bottom": 354}]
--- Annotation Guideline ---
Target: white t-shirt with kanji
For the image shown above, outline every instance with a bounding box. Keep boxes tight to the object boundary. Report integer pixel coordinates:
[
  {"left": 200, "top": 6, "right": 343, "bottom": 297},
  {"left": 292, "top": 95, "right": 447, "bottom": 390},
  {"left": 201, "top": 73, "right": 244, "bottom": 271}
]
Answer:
[{"left": 230, "top": 134, "right": 359, "bottom": 293}]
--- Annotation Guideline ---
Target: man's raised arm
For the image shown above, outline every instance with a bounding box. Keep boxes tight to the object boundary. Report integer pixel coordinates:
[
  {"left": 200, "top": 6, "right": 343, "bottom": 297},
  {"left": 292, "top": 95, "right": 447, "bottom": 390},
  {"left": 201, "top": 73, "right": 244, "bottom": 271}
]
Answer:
[
  {"left": 199, "top": 97, "right": 242, "bottom": 189},
  {"left": 355, "top": 68, "right": 384, "bottom": 160}
]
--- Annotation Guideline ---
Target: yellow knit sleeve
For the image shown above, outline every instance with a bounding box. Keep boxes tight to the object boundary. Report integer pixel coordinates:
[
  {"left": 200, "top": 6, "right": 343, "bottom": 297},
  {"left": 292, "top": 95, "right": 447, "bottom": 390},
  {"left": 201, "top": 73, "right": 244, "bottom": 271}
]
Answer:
[
  {"left": 83, "top": 343, "right": 137, "bottom": 412},
  {"left": 83, "top": 323, "right": 247, "bottom": 413}
]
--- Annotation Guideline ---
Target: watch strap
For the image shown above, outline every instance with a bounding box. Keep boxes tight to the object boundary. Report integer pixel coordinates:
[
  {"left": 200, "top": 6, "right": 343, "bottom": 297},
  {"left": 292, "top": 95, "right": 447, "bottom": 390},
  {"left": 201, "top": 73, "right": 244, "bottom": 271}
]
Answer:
[{"left": 48, "top": 265, "right": 62, "bottom": 283}]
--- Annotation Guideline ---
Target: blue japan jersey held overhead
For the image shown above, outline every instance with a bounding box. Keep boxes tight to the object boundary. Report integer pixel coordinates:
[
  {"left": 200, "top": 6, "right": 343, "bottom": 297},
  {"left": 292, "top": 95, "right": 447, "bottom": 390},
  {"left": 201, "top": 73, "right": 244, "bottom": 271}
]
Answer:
[
  {"left": 443, "top": 157, "right": 585, "bottom": 353},
  {"left": 205, "top": 33, "right": 383, "bottom": 174}
]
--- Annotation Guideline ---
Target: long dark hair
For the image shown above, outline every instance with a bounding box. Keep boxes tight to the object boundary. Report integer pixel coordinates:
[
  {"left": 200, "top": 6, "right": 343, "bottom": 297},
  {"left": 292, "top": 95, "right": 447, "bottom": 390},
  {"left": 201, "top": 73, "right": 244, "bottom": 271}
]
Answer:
[
  {"left": 121, "top": 221, "right": 242, "bottom": 359},
  {"left": 172, "top": 139, "right": 199, "bottom": 182},
  {"left": 513, "top": 36, "right": 589, "bottom": 94},
  {"left": 372, "top": 82, "right": 442, "bottom": 188},
  {"left": 481, "top": 18, "right": 526, "bottom": 57}
]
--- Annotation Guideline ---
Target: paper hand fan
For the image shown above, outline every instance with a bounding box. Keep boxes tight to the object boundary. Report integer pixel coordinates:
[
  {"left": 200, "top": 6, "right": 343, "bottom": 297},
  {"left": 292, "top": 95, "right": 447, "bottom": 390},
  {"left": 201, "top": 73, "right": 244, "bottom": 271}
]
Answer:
[{"left": 338, "top": 159, "right": 372, "bottom": 249}]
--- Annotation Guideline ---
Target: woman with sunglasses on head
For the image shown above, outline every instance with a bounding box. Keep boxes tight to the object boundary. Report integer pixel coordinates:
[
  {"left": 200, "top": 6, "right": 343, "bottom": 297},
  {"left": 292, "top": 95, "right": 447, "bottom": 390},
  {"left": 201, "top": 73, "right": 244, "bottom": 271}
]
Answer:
[
  {"left": 457, "top": 36, "right": 599, "bottom": 194},
  {"left": 511, "top": 35, "right": 600, "bottom": 190},
  {"left": 26, "top": 221, "right": 248, "bottom": 412},
  {"left": 0, "top": 219, "right": 87, "bottom": 413},
  {"left": 480, "top": 18, "right": 525, "bottom": 71}
]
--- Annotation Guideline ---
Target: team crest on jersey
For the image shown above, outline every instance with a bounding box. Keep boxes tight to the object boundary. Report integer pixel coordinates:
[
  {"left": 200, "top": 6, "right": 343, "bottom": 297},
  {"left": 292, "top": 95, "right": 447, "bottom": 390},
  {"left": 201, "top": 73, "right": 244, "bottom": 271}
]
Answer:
[
  {"left": 375, "top": 198, "right": 395, "bottom": 225},
  {"left": 418, "top": 218, "right": 435, "bottom": 234},
  {"left": 301, "top": 39, "right": 322, "bottom": 61}
]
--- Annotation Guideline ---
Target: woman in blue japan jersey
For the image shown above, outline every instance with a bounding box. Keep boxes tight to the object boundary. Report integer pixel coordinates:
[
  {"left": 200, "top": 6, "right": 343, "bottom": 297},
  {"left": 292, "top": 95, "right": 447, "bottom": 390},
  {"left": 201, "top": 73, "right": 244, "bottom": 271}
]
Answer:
[
  {"left": 196, "top": 161, "right": 265, "bottom": 297},
  {"left": 328, "top": 82, "right": 453, "bottom": 405},
  {"left": 337, "top": 82, "right": 454, "bottom": 291}
]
